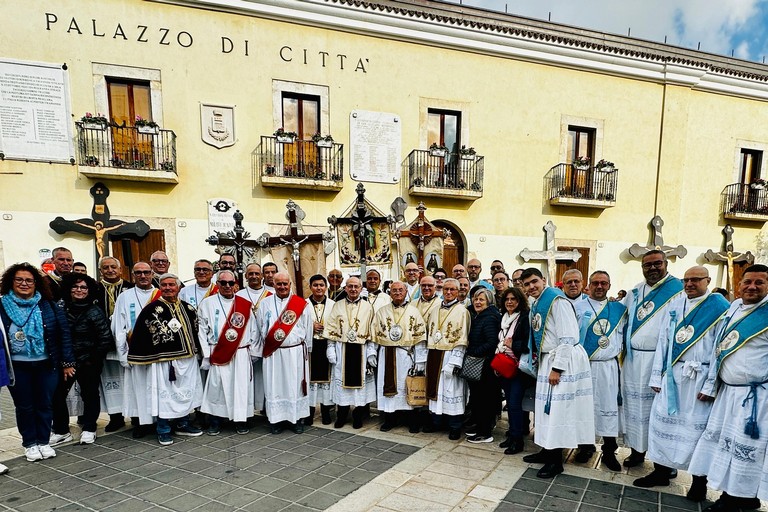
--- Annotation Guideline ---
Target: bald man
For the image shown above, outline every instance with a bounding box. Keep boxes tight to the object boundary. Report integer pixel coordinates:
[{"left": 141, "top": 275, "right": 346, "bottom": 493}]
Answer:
[{"left": 466, "top": 258, "right": 493, "bottom": 291}]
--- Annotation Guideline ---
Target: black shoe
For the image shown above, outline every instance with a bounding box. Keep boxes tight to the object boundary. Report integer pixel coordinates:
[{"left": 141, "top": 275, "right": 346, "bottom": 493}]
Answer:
[
  {"left": 633, "top": 469, "right": 670, "bottom": 488},
  {"left": 736, "top": 497, "right": 762, "bottom": 510},
  {"left": 703, "top": 497, "right": 733, "bottom": 512},
  {"left": 686, "top": 476, "right": 708, "bottom": 502},
  {"left": 132, "top": 425, "right": 147, "bottom": 439},
  {"left": 574, "top": 446, "right": 596, "bottom": 463},
  {"left": 306, "top": 407, "right": 315, "bottom": 427},
  {"left": 448, "top": 429, "right": 461, "bottom": 440},
  {"left": 537, "top": 463, "right": 563, "bottom": 479},
  {"left": 352, "top": 408, "right": 364, "bottom": 429},
  {"left": 422, "top": 423, "right": 438, "bottom": 433},
  {"left": 504, "top": 438, "right": 525, "bottom": 455},
  {"left": 334, "top": 407, "right": 349, "bottom": 428},
  {"left": 105, "top": 414, "right": 125, "bottom": 432},
  {"left": 623, "top": 449, "right": 645, "bottom": 468},
  {"left": 523, "top": 450, "right": 549, "bottom": 464},
  {"left": 669, "top": 468, "right": 678, "bottom": 479},
  {"left": 601, "top": 452, "right": 622, "bottom": 472},
  {"left": 293, "top": 421, "right": 304, "bottom": 434},
  {"left": 270, "top": 424, "right": 283, "bottom": 435},
  {"left": 380, "top": 423, "right": 395, "bottom": 432},
  {"left": 499, "top": 437, "right": 512, "bottom": 449},
  {"left": 320, "top": 405, "right": 333, "bottom": 425}
]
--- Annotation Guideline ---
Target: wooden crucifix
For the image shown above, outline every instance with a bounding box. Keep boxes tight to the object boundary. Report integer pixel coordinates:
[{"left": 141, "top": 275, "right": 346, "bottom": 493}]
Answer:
[
  {"left": 50, "top": 182, "right": 150, "bottom": 260},
  {"left": 328, "top": 183, "right": 395, "bottom": 276},
  {"left": 398, "top": 202, "right": 448, "bottom": 273},
  {"left": 702, "top": 224, "right": 754, "bottom": 296},
  {"left": 205, "top": 210, "right": 260, "bottom": 288},
  {"left": 255, "top": 200, "right": 328, "bottom": 298},
  {"left": 627, "top": 215, "right": 687, "bottom": 259},
  {"left": 518, "top": 221, "right": 581, "bottom": 285}
]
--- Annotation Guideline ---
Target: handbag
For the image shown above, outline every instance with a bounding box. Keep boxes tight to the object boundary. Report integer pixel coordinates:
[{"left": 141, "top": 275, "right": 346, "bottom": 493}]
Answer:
[
  {"left": 460, "top": 355, "right": 486, "bottom": 382},
  {"left": 405, "top": 368, "right": 427, "bottom": 406},
  {"left": 491, "top": 352, "right": 518, "bottom": 379},
  {"left": 518, "top": 350, "right": 537, "bottom": 379}
]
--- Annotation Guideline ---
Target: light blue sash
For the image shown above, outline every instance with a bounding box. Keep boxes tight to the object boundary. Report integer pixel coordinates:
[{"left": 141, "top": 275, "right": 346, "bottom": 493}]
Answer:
[
  {"left": 625, "top": 275, "right": 683, "bottom": 360},
  {"left": 579, "top": 301, "right": 627, "bottom": 359},
  {"left": 715, "top": 300, "right": 768, "bottom": 374},
  {"left": 529, "top": 287, "right": 565, "bottom": 367},
  {"left": 663, "top": 293, "right": 729, "bottom": 375}
]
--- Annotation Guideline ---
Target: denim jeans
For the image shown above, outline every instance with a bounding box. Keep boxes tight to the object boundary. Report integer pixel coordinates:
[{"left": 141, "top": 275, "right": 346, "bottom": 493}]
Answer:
[
  {"left": 501, "top": 374, "right": 527, "bottom": 438},
  {"left": 156, "top": 415, "right": 192, "bottom": 435},
  {"left": 7, "top": 360, "right": 59, "bottom": 448}
]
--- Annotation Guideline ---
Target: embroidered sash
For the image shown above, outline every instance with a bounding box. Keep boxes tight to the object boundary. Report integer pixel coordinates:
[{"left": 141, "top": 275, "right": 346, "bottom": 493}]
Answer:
[
  {"left": 715, "top": 300, "right": 768, "bottom": 374},
  {"left": 263, "top": 295, "right": 307, "bottom": 358},
  {"left": 210, "top": 295, "right": 252, "bottom": 366},
  {"left": 628, "top": 275, "right": 683, "bottom": 337},
  {"left": 579, "top": 301, "right": 627, "bottom": 359},
  {"left": 529, "top": 287, "right": 564, "bottom": 366},
  {"left": 662, "top": 293, "right": 729, "bottom": 375}
]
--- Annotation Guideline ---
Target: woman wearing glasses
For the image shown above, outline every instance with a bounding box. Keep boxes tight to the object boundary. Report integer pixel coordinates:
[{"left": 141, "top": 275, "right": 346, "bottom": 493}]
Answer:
[
  {"left": 50, "top": 274, "right": 113, "bottom": 446},
  {"left": 0, "top": 263, "right": 75, "bottom": 463}
]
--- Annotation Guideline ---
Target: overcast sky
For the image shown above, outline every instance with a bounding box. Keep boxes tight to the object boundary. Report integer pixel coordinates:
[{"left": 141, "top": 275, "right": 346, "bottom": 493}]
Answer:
[{"left": 458, "top": 0, "right": 768, "bottom": 63}]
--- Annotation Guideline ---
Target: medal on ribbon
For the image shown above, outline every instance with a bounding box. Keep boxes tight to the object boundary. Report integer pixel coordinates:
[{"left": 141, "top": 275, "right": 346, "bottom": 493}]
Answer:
[
  {"left": 167, "top": 318, "right": 182, "bottom": 333},
  {"left": 346, "top": 329, "right": 358, "bottom": 342},
  {"left": 274, "top": 328, "right": 286, "bottom": 342},
  {"left": 433, "top": 330, "right": 443, "bottom": 342},
  {"left": 14, "top": 331, "right": 26, "bottom": 342},
  {"left": 389, "top": 325, "right": 403, "bottom": 342},
  {"left": 225, "top": 328, "right": 238, "bottom": 342}
]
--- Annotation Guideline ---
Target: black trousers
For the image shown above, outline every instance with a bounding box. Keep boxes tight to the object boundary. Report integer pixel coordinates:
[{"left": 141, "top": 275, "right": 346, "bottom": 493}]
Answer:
[{"left": 52, "top": 363, "right": 102, "bottom": 433}]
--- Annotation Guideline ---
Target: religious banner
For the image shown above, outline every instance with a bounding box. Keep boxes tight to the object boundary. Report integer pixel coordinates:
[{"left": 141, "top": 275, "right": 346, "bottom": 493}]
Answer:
[
  {"left": 270, "top": 241, "right": 326, "bottom": 298},
  {"left": 398, "top": 202, "right": 446, "bottom": 277}
]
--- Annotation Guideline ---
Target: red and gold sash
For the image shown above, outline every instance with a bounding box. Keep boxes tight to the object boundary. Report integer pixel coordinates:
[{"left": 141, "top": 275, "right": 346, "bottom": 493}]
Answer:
[
  {"left": 204, "top": 283, "right": 219, "bottom": 299},
  {"left": 263, "top": 295, "right": 308, "bottom": 358},
  {"left": 211, "top": 295, "right": 252, "bottom": 366}
]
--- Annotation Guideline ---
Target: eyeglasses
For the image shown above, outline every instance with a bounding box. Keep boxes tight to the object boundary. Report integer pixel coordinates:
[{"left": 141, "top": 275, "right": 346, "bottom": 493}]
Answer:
[
  {"left": 641, "top": 261, "right": 665, "bottom": 270},
  {"left": 467, "top": 265, "right": 481, "bottom": 269},
  {"left": 133, "top": 270, "right": 152, "bottom": 275},
  {"left": 71, "top": 285, "right": 89, "bottom": 290},
  {"left": 194, "top": 268, "right": 212, "bottom": 273},
  {"left": 13, "top": 277, "right": 35, "bottom": 285},
  {"left": 682, "top": 277, "right": 708, "bottom": 283},
  {"left": 490, "top": 266, "right": 502, "bottom": 271},
  {"left": 151, "top": 259, "right": 169, "bottom": 264},
  {"left": 218, "top": 280, "right": 236, "bottom": 286},
  {"left": 433, "top": 274, "right": 446, "bottom": 279},
  {"left": 328, "top": 274, "right": 342, "bottom": 279},
  {"left": 406, "top": 269, "right": 419, "bottom": 273}
]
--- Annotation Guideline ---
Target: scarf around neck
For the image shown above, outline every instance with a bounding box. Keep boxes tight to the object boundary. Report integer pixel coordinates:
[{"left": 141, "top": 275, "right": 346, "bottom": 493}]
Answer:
[{"left": 1, "top": 291, "right": 46, "bottom": 358}]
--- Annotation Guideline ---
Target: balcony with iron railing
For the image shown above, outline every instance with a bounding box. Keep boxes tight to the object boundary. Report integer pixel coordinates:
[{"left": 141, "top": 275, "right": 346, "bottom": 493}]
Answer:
[
  {"left": 405, "top": 149, "right": 484, "bottom": 200},
  {"left": 256, "top": 136, "right": 344, "bottom": 191},
  {"left": 544, "top": 163, "right": 617, "bottom": 208},
  {"left": 76, "top": 122, "right": 178, "bottom": 183},
  {"left": 721, "top": 182, "right": 768, "bottom": 222}
]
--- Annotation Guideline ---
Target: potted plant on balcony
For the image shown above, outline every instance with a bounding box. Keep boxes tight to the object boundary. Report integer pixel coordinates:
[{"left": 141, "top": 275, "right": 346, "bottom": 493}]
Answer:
[
  {"left": 274, "top": 127, "right": 297, "bottom": 144},
  {"left": 459, "top": 145, "right": 476, "bottom": 161},
  {"left": 264, "top": 165, "right": 276, "bottom": 176},
  {"left": 80, "top": 112, "right": 108, "bottom": 130},
  {"left": 312, "top": 133, "right": 334, "bottom": 148},
  {"left": 573, "top": 156, "right": 590, "bottom": 170},
  {"left": 595, "top": 159, "right": 616, "bottom": 172},
  {"left": 751, "top": 178, "right": 767, "bottom": 190},
  {"left": 160, "top": 160, "right": 175, "bottom": 171},
  {"left": 429, "top": 142, "right": 448, "bottom": 158},
  {"left": 413, "top": 176, "right": 425, "bottom": 187},
  {"left": 135, "top": 116, "right": 159, "bottom": 134},
  {"left": 331, "top": 172, "right": 343, "bottom": 182}
]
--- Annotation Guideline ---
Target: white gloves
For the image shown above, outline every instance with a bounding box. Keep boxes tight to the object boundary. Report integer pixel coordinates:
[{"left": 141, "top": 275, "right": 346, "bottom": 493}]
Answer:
[
  {"left": 414, "top": 362, "right": 426, "bottom": 373},
  {"left": 367, "top": 355, "right": 378, "bottom": 368},
  {"left": 326, "top": 344, "right": 337, "bottom": 365},
  {"left": 200, "top": 358, "right": 211, "bottom": 371}
]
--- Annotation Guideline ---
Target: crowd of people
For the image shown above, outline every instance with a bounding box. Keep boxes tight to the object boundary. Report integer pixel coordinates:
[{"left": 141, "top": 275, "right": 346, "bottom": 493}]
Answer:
[{"left": 0, "top": 246, "right": 766, "bottom": 512}]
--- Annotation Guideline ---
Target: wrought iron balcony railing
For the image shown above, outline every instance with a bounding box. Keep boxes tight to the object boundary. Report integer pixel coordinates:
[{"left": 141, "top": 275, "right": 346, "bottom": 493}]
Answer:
[
  {"left": 405, "top": 149, "right": 484, "bottom": 199},
  {"left": 76, "top": 122, "right": 177, "bottom": 173},
  {"left": 257, "top": 136, "right": 343, "bottom": 188},
  {"left": 721, "top": 183, "right": 768, "bottom": 221},
  {"left": 544, "top": 163, "right": 617, "bottom": 208}
]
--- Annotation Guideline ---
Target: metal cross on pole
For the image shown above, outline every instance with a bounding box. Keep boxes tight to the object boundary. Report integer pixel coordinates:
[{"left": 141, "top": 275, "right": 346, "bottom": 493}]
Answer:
[
  {"left": 702, "top": 224, "right": 754, "bottom": 296},
  {"left": 50, "top": 182, "right": 150, "bottom": 260},
  {"left": 205, "top": 210, "right": 261, "bottom": 288},
  {"left": 518, "top": 221, "right": 581, "bottom": 285},
  {"left": 398, "top": 202, "right": 448, "bottom": 272},
  {"left": 255, "top": 199, "right": 331, "bottom": 298},
  {"left": 627, "top": 215, "right": 687, "bottom": 259},
  {"left": 328, "top": 183, "right": 395, "bottom": 277}
]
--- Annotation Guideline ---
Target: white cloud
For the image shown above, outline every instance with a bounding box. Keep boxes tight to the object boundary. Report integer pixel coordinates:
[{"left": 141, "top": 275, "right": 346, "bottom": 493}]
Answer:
[{"left": 462, "top": 0, "right": 766, "bottom": 60}]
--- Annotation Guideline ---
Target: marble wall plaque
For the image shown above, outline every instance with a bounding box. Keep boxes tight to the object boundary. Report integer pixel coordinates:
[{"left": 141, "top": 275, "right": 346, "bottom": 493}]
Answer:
[{"left": 350, "top": 110, "right": 401, "bottom": 184}]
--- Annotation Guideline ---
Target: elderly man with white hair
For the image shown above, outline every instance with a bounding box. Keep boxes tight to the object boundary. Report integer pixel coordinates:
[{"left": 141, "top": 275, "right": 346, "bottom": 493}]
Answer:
[{"left": 255, "top": 272, "right": 314, "bottom": 434}]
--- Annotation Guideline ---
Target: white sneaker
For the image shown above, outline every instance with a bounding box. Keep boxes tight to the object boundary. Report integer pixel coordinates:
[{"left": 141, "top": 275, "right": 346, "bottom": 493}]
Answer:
[
  {"left": 24, "top": 446, "right": 43, "bottom": 462},
  {"left": 49, "top": 432, "right": 73, "bottom": 445},
  {"left": 38, "top": 445, "right": 56, "bottom": 459},
  {"left": 0, "top": 462, "right": 8, "bottom": 474},
  {"left": 80, "top": 431, "right": 96, "bottom": 445}
]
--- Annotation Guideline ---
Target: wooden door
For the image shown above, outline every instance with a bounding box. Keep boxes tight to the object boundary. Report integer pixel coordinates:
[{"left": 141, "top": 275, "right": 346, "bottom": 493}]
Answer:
[
  {"left": 432, "top": 221, "right": 464, "bottom": 273},
  {"left": 555, "top": 247, "right": 589, "bottom": 285},
  {"left": 731, "top": 260, "right": 749, "bottom": 299},
  {"left": 108, "top": 80, "right": 154, "bottom": 168},
  {"left": 111, "top": 229, "right": 165, "bottom": 282},
  {"left": 282, "top": 93, "right": 320, "bottom": 177}
]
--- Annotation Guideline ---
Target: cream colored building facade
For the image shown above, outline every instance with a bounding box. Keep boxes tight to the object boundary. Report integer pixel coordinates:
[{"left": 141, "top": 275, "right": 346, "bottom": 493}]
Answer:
[{"left": 1, "top": 0, "right": 768, "bottom": 291}]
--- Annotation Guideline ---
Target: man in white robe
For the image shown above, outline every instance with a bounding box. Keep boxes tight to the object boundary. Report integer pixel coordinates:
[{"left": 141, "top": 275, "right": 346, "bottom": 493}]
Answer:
[
  {"left": 563, "top": 269, "right": 588, "bottom": 306},
  {"left": 323, "top": 277, "right": 377, "bottom": 429},
  {"left": 688, "top": 265, "right": 768, "bottom": 512},
  {"left": 179, "top": 259, "right": 217, "bottom": 309},
  {"left": 373, "top": 281, "right": 427, "bottom": 433},
  {"left": 634, "top": 266, "right": 729, "bottom": 495},
  {"left": 364, "top": 269, "right": 391, "bottom": 312},
  {"left": 622, "top": 250, "right": 684, "bottom": 468},
  {"left": 306, "top": 274, "right": 335, "bottom": 426},
  {"left": 574, "top": 271, "right": 626, "bottom": 471},
  {"left": 127, "top": 274, "right": 204, "bottom": 446},
  {"left": 261, "top": 262, "right": 278, "bottom": 295},
  {"left": 404, "top": 262, "right": 422, "bottom": 302},
  {"left": 236, "top": 263, "right": 272, "bottom": 416},
  {"left": 521, "top": 268, "right": 594, "bottom": 479},
  {"left": 420, "top": 278, "right": 470, "bottom": 440},
  {"left": 255, "top": 272, "right": 313, "bottom": 434},
  {"left": 416, "top": 276, "right": 440, "bottom": 321},
  {"left": 198, "top": 271, "right": 258, "bottom": 435},
  {"left": 113, "top": 262, "right": 159, "bottom": 438}
]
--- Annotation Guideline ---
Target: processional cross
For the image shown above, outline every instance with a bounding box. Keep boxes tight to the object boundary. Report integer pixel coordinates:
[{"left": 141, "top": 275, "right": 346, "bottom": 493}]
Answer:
[
  {"left": 255, "top": 200, "right": 331, "bottom": 298},
  {"left": 518, "top": 221, "right": 581, "bottom": 285},
  {"left": 398, "top": 202, "right": 448, "bottom": 271},
  {"left": 50, "top": 182, "right": 150, "bottom": 260},
  {"left": 206, "top": 210, "right": 261, "bottom": 288},
  {"left": 328, "top": 183, "right": 395, "bottom": 276},
  {"left": 702, "top": 224, "right": 754, "bottom": 296},
  {"left": 627, "top": 215, "right": 687, "bottom": 259}
]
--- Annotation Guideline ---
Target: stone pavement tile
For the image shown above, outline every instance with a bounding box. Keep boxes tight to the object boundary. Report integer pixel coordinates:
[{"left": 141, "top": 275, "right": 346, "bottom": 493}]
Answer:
[
  {"left": 17, "top": 495, "right": 76, "bottom": 512},
  {"left": 619, "top": 497, "right": 659, "bottom": 512},
  {"left": 344, "top": 468, "right": 384, "bottom": 485},
  {"left": 272, "top": 483, "right": 315, "bottom": 501},
  {"left": 453, "top": 496, "right": 498, "bottom": 511},
  {"left": 248, "top": 494, "right": 292, "bottom": 511},
  {"left": 293, "top": 455, "right": 329, "bottom": 471},
  {"left": 660, "top": 492, "right": 699, "bottom": 510},
  {"left": 167, "top": 473, "right": 215, "bottom": 491},
  {"left": 245, "top": 475, "right": 289, "bottom": 494},
  {"left": 102, "top": 497, "right": 154, "bottom": 512},
  {"left": 162, "top": 492, "right": 211, "bottom": 512},
  {"left": 247, "top": 460, "right": 284, "bottom": 475},
  {"left": 511, "top": 475, "right": 551, "bottom": 494},
  {"left": 270, "top": 451, "right": 306, "bottom": 465},
  {"left": 587, "top": 479, "right": 625, "bottom": 494},
  {"left": 481, "top": 465, "right": 525, "bottom": 490},
  {"left": 376, "top": 450, "right": 410, "bottom": 464},
  {"left": 452, "top": 443, "right": 506, "bottom": 461},
  {"left": 138, "top": 483, "right": 187, "bottom": 504},
  {"left": 279, "top": 504, "right": 315, "bottom": 512},
  {"left": 578, "top": 505, "right": 615, "bottom": 512},
  {"left": 296, "top": 490, "right": 346, "bottom": 510},
  {"left": 582, "top": 490, "right": 621, "bottom": 509},
  {"left": 554, "top": 473, "right": 590, "bottom": 489},
  {"left": 90, "top": 489, "right": 137, "bottom": 509},
  {"left": 321, "top": 478, "right": 364, "bottom": 497},
  {"left": 536, "top": 495, "right": 580, "bottom": 512},
  {"left": 3, "top": 488, "right": 53, "bottom": 509},
  {"left": 216, "top": 488, "right": 264, "bottom": 508},
  {"left": 193, "top": 480, "right": 239, "bottom": 499},
  {"left": 334, "top": 453, "right": 369, "bottom": 468},
  {"left": 622, "top": 486, "right": 659, "bottom": 504},
  {"left": 377, "top": 491, "right": 454, "bottom": 512},
  {"left": 324, "top": 482, "right": 393, "bottom": 512},
  {"left": 427, "top": 461, "right": 489, "bottom": 481},
  {"left": 412, "top": 470, "right": 476, "bottom": 493},
  {"left": 41, "top": 503, "right": 90, "bottom": 512},
  {"left": 547, "top": 483, "right": 586, "bottom": 502},
  {"left": 468, "top": 485, "right": 508, "bottom": 503},
  {"left": 396, "top": 480, "right": 466, "bottom": 507},
  {"left": 57, "top": 481, "right": 112, "bottom": 501},
  {"left": 436, "top": 452, "right": 498, "bottom": 471},
  {"left": 500, "top": 490, "right": 543, "bottom": 508},
  {"left": 371, "top": 468, "right": 413, "bottom": 488},
  {"left": 295, "top": 472, "right": 336, "bottom": 489},
  {"left": 316, "top": 462, "right": 351, "bottom": 478},
  {"left": 272, "top": 465, "right": 310, "bottom": 482},
  {"left": 494, "top": 502, "right": 534, "bottom": 511},
  {"left": 389, "top": 443, "right": 421, "bottom": 454}
]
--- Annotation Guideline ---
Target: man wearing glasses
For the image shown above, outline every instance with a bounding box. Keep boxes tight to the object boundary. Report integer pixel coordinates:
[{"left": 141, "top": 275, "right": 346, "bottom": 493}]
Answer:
[
  {"left": 621, "top": 250, "right": 683, "bottom": 469},
  {"left": 198, "top": 271, "right": 258, "bottom": 436},
  {"left": 113, "top": 262, "right": 161, "bottom": 438},
  {"left": 179, "top": 260, "right": 218, "bottom": 309},
  {"left": 404, "top": 262, "right": 421, "bottom": 302},
  {"left": 327, "top": 269, "right": 346, "bottom": 301},
  {"left": 149, "top": 251, "right": 172, "bottom": 288},
  {"left": 466, "top": 258, "right": 492, "bottom": 291},
  {"left": 432, "top": 269, "right": 447, "bottom": 297}
]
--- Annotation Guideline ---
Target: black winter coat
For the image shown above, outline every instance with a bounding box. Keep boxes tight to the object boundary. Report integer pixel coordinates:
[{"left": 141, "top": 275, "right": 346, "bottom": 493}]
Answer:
[
  {"left": 65, "top": 302, "right": 113, "bottom": 366},
  {"left": 466, "top": 306, "right": 502, "bottom": 358}
]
